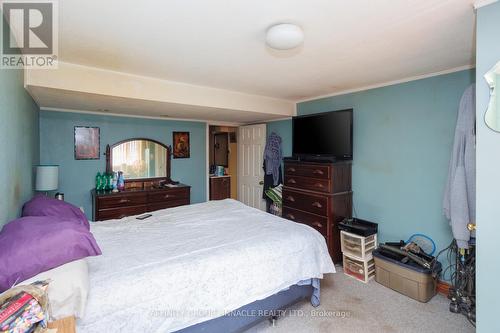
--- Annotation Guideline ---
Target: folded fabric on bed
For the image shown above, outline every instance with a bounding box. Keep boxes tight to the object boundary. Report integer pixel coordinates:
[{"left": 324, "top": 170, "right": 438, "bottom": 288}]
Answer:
[
  {"left": 22, "top": 195, "right": 90, "bottom": 229},
  {"left": 0, "top": 216, "right": 101, "bottom": 292},
  {"left": 79, "top": 199, "right": 335, "bottom": 332}
]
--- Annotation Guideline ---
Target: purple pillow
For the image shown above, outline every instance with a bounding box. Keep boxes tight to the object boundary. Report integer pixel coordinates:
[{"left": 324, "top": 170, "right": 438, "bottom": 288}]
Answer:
[
  {"left": 0, "top": 216, "right": 101, "bottom": 292},
  {"left": 22, "top": 195, "right": 89, "bottom": 229}
]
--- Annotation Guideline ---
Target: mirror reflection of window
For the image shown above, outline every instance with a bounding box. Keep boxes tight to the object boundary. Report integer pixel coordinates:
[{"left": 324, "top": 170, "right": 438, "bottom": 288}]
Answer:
[{"left": 112, "top": 140, "right": 166, "bottom": 179}]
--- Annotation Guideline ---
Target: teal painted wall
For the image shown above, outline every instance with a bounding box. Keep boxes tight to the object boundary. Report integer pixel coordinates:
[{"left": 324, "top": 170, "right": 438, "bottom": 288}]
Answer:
[
  {"left": 294, "top": 70, "right": 474, "bottom": 266},
  {"left": 476, "top": 2, "right": 500, "bottom": 332},
  {"left": 266, "top": 119, "right": 292, "bottom": 157},
  {"left": 39, "top": 111, "right": 207, "bottom": 220},
  {"left": 0, "top": 70, "right": 39, "bottom": 226}
]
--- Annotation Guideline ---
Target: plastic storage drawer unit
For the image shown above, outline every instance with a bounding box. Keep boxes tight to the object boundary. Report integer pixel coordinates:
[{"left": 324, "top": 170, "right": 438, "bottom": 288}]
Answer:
[{"left": 372, "top": 249, "right": 441, "bottom": 303}]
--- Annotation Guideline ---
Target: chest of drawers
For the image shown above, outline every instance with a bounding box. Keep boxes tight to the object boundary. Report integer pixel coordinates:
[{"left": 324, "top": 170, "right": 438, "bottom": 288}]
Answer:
[
  {"left": 92, "top": 185, "right": 190, "bottom": 221},
  {"left": 282, "top": 160, "right": 352, "bottom": 263}
]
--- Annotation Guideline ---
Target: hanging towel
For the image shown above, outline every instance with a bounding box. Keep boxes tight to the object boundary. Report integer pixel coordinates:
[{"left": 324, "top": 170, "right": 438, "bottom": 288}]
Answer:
[
  {"left": 264, "top": 132, "right": 283, "bottom": 186},
  {"left": 443, "top": 84, "right": 476, "bottom": 249}
]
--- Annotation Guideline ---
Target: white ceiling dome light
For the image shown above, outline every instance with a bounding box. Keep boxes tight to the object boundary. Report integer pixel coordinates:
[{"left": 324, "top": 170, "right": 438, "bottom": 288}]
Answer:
[{"left": 265, "top": 23, "right": 304, "bottom": 50}]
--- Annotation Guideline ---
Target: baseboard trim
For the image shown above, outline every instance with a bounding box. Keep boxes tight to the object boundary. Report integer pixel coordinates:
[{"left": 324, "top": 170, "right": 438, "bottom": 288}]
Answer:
[{"left": 437, "top": 280, "right": 451, "bottom": 296}]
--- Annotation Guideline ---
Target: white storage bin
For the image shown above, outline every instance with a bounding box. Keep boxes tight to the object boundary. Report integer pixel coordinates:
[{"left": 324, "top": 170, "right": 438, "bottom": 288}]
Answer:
[
  {"left": 343, "top": 254, "right": 375, "bottom": 283},
  {"left": 341, "top": 230, "right": 377, "bottom": 261}
]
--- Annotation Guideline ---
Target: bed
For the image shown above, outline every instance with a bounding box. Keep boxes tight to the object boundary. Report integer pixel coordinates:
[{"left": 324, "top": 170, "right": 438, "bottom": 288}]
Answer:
[{"left": 75, "top": 199, "right": 335, "bottom": 332}]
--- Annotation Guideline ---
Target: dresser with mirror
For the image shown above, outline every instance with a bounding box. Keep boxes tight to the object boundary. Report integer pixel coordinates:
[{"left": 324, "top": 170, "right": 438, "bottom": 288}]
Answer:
[{"left": 92, "top": 138, "right": 190, "bottom": 221}]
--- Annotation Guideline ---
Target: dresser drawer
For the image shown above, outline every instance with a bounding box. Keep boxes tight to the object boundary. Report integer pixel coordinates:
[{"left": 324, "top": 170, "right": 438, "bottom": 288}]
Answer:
[
  {"left": 284, "top": 163, "right": 330, "bottom": 180},
  {"left": 148, "top": 188, "right": 190, "bottom": 203},
  {"left": 282, "top": 188, "right": 328, "bottom": 216},
  {"left": 284, "top": 175, "right": 330, "bottom": 193},
  {"left": 97, "top": 205, "right": 147, "bottom": 220},
  {"left": 98, "top": 193, "right": 147, "bottom": 209},
  {"left": 282, "top": 206, "right": 328, "bottom": 237},
  {"left": 147, "top": 199, "right": 189, "bottom": 212}
]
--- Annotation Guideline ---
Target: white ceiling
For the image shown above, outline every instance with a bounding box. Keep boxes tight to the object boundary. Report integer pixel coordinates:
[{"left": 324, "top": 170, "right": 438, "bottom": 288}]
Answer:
[{"left": 58, "top": 0, "right": 476, "bottom": 102}]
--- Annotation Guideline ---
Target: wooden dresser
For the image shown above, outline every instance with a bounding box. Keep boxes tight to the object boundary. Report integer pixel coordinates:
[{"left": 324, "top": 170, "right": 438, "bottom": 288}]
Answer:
[
  {"left": 282, "top": 160, "right": 352, "bottom": 263},
  {"left": 209, "top": 175, "right": 231, "bottom": 200},
  {"left": 92, "top": 185, "right": 190, "bottom": 221}
]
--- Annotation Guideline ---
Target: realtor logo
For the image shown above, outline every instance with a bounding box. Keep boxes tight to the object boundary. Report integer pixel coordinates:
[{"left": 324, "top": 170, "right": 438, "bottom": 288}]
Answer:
[{"left": 1, "top": 0, "right": 58, "bottom": 68}]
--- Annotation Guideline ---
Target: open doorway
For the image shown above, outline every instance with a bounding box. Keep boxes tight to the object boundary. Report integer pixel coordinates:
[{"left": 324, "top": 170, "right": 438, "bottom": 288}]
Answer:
[{"left": 208, "top": 125, "right": 238, "bottom": 200}]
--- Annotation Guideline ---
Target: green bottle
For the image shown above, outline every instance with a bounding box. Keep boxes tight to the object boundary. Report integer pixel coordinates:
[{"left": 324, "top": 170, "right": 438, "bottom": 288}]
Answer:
[{"left": 96, "top": 172, "right": 102, "bottom": 190}]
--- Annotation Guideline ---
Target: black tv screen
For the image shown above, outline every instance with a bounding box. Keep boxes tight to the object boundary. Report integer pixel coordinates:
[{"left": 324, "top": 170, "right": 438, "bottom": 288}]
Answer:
[{"left": 292, "top": 109, "right": 353, "bottom": 160}]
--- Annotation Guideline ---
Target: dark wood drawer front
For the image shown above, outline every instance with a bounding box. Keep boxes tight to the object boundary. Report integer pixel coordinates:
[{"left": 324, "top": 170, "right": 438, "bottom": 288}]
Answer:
[
  {"left": 282, "top": 189, "right": 328, "bottom": 216},
  {"left": 282, "top": 207, "right": 328, "bottom": 237},
  {"left": 210, "top": 177, "right": 231, "bottom": 200},
  {"left": 284, "top": 175, "right": 330, "bottom": 193},
  {"left": 147, "top": 199, "right": 189, "bottom": 212},
  {"left": 148, "top": 188, "right": 190, "bottom": 203},
  {"left": 285, "top": 163, "right": 330, "bottom": 180},
  {"left": 98, "top": 205, "right": 147, "bottom": 221},
  {"left": 98, "top": 193, "right": 147, "bottom": 209}
]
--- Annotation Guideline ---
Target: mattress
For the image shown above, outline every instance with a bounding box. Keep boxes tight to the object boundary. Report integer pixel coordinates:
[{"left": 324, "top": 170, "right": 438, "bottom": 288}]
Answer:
[{"left": 78, "top": 199, "right": 335, "bottom": 332}]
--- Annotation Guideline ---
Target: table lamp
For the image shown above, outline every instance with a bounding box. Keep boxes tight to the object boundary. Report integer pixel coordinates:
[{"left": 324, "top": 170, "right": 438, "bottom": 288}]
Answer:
[{"left": 35, "top": 165, "right": 59, "bottom": 195}]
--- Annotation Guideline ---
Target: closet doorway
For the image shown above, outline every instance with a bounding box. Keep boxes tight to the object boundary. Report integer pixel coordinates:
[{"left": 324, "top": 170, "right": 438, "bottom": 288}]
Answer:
[{"left": 208, "top": 125, "right": 238, "bottom": 201}]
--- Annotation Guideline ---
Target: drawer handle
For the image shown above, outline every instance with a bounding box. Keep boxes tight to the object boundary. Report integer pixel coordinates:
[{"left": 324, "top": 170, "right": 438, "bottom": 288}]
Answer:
[
  {"left": 287, "top": 167, "right": 296, "bottom": 172},
  {"left": 312, "top": 201, "right": 323, "bottom": 208},
  {"left": 286, "top": 214, "right": 296, "bottom": 220},
  {"left": 314, "top": 183, "right": 324, "bottom": 188},
  {"left": 312, "top": 221, "right": 324, "bottom": 228},
  {"left": 286, "top": 196, "right": 295, "bottom": 202},
  {"left": 119, "top": 199, "right": 130, "bottom": 204},
  {"left": 289, "top": 179, "right": 297, "bottom": 184},
  {"left": 313, "top": 169, "right": 324, "bottom": 175},
  {"left": 118, "top": 214, "right": 126, "bottom": 219},
  {"left": 164, "top": 194, "right": 172, "bottom": 199}
]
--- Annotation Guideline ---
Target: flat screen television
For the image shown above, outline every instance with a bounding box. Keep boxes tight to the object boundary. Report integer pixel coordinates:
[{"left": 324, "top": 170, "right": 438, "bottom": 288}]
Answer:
[{"left": 292, "top": 109, "right": 353, "bottom": 160}]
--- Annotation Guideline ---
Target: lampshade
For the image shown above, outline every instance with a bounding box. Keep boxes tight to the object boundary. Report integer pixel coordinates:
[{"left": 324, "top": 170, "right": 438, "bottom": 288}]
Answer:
[
  {"left": 265, "top": 23, "right": 304, "bottom": 50},
  {"left": 35, "top": 165, "right": 59, "bottom": 191}
]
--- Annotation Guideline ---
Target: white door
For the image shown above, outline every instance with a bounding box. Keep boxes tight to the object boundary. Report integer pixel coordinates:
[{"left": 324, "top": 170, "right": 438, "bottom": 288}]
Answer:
[{"left": 238, "top": 124, "right": 266, "bottom": 211}]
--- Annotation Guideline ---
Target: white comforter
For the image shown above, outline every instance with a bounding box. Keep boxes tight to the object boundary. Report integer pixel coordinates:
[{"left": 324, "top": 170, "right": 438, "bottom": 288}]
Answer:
[{"left": 78, "top": 199, "right": 335, "bottom": 332}]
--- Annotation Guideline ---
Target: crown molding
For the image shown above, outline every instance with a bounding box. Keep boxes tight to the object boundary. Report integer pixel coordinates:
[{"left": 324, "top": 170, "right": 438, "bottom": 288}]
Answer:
[
  {"left": 474, "top": 0, "right": 498, "bottom": 9},
  {"left": 39, "top": 107, "right": 243, "bottom": 127},
  {"left": 295, "top": 64, "right": 475, "bottom": 104}
]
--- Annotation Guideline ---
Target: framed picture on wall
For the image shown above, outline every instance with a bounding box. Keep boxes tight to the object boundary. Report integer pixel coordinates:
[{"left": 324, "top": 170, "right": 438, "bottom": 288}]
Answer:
[
  {"left": 74, "top": 126, "right": 100, "bottom": 160},
  {"left": 173, "top": 131, "right": 190, "bottom": 158}
]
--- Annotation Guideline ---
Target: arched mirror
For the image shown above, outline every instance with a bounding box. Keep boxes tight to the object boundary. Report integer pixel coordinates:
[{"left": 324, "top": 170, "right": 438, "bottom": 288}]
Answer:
[
  {"left": 485, "top": 61, "right": 500, "bottom": 132},
  {"left": 106, "top": 138, "right": 172, "bottom": 181}
]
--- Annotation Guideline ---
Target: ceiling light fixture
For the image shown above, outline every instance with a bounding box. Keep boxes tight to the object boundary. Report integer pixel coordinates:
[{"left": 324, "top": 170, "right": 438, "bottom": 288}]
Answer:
[{"left": 265, "top": 23, "right": 304, "bottom": 50}]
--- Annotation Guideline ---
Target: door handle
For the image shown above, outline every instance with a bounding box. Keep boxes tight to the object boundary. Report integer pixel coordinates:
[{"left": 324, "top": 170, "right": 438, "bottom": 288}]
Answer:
[
  {"left": 467, "top": 223, "right": 476, "bottom": 231},
  {"left": 312, "top": 202, "right": 323, "bottom": 208},
  {"left": 259, "top": 180, "right": 264, "bottom": 185}
]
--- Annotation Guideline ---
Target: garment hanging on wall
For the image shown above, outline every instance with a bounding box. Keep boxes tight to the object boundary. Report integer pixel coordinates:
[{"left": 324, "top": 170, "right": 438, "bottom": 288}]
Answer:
[
  {"left": 263, "top": 132, "right": 283, "bottom": 211},
  {"left": 264, "top": 132, "right": 283, "bottom": 186},
  {"left": 443, "top": 84, "right": 476, "bottom": 249}
]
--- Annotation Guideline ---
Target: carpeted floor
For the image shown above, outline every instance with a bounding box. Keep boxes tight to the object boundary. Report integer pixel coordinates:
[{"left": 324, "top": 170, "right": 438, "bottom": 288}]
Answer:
[{"left": 247, "top": 266, "right": 474, "bottom": 333}]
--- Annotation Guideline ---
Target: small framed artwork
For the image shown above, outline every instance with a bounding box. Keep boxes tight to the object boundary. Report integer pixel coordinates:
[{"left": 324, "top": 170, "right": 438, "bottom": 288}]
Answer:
[
  {"left": 74, "top": 126, "right": 100, "bottom": 160},
  {"left": 173, "top": 131, "right": 190, "bottom": 158}
]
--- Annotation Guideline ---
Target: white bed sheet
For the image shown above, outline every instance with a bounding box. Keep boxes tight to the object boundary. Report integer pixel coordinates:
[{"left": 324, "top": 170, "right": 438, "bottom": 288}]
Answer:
[{"left": 78, "top": 199, "right": 335, "bottom": 332}]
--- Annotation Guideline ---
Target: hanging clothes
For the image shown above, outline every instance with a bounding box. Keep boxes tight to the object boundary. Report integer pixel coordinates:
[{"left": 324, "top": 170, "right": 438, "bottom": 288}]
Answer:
[
  {"left": 443, "top": 84, "right": 476, "bottom": 249},
  {"left": 264, "top": 132, "right": 283, "bottom": 186}
]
